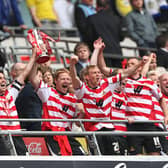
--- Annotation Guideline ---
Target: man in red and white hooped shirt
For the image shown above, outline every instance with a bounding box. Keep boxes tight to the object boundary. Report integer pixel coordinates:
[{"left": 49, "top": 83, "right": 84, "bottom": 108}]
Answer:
[
  {"left": 30, "top": 66, "right": 85, "bottom": 156},
  {"left": 110, "top": 78, "right": 129, "bottom": 155},
  {"left": 124, "top": 57, "right": 168, "bottom": 155},
  {"left": 70, "top": 55, "right": 142, "bottom": 155},
  {"left": 0, "top": 47, "right": 36, "bottom": 155}
]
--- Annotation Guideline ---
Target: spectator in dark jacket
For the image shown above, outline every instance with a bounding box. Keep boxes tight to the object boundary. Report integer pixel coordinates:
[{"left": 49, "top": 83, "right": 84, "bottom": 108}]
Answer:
[
  {"left": 74, "top": 0, "right": 96, "bottom": 43},
  {"left": 156, "top": 33, "right": 168, "bottom": 69},
  {"left": 87, "top": 0, "right": 124, "bottom": 67},
  {"left": 125, "top": 0, "right": 159, "bottom": 57}
]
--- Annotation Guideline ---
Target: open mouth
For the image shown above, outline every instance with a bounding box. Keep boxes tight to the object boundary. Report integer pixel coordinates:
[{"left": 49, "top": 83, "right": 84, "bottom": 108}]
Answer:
[
  {"left": 0, "top": 83, "right": 6, "bottom": 87},
  {"left": 62, "top": 84, "right": 68, "bottom": 88}
]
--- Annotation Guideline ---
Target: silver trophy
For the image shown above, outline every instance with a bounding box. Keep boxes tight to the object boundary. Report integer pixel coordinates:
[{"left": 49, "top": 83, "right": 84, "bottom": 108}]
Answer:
[{"left": 33, "top": 29, "right": 50, "bottom": 64}]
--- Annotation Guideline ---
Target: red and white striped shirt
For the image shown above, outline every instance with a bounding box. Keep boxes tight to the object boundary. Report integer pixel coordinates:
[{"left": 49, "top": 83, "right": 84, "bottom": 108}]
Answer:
[
  {"left": 37, "top": 81, "right": 77, "bottom": 131},
  {"left": 124, "top": 76, "right": 163, "bottom": 120},
  {"left": 111, "top": 90, "right": 127, "bottom": 132},
  {"left": 0, "top": 80, "right": 22, "bottom": 130},
  {"left": 152, "top": 96, "right": 164, "bottom": 129},
  {"left": 75, "top": 74, "right": 121, "bottom": 131}
]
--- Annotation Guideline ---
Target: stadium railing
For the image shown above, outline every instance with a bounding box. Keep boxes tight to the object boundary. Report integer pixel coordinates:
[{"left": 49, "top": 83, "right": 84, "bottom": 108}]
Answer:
[{"left": 0, "top": 118, "right": 167, "bottom": 156}]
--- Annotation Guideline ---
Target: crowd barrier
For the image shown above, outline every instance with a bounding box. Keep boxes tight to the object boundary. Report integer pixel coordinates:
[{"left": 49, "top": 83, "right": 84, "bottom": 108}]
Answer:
[{"left": 0, "top": 119, "right": 167, "bottom": 156}]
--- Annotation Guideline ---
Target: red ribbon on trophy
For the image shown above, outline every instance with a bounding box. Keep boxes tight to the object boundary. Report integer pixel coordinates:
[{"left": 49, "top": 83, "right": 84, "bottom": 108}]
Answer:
[{"left": 27, "top": 29, "right": 60, "bottom": 64}]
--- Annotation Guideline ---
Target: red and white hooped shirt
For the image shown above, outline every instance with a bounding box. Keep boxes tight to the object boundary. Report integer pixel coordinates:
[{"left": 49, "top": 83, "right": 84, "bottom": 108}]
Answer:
[
  {"left": 0, "top": 80, "right": 23, "bottom": 130},
  {"left": 124, "top": 76, "right": 163, "bottom": 121},
  {"left": 75, "top": 73, "right": 122, "bottom": 131}
]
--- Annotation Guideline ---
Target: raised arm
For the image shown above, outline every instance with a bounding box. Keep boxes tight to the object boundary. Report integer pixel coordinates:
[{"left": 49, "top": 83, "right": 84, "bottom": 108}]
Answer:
[
  {"left": 97, "top": 42, "right": 111, "bottom": 76},
  {"left": 28, "top": 47, "right": 42, "bottom": 90},
  {"left": 70, "top": 55, "right": 81, "bottom": 89},
  {"left": 16, "top": 47, "right": 36, "bottom": 84},
  {"left": 141, "top": 53, "right": 156, "bottom": 77},
  {"left": 90, "top": 37, "right": 103, "bottom": 65},
  {"left": 29, "top": 62, "right": 40, "bottom": 90}
]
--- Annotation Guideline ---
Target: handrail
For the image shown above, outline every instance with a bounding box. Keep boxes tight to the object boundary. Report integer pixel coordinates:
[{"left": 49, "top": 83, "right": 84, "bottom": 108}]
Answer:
[
  {"left": 0, "top": 131, "right": 167, "bottom": 136},
  {"left": 0, "top": 118, "right": 165, "bottom": 123},
  {"left": 0, "top": 118, "right": 167, "bottom": 156}
]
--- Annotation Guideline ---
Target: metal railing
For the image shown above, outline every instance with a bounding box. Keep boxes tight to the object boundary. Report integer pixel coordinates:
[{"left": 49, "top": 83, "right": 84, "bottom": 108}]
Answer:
[{"left": 0, "top": 118, "right": 167, "bottom": 156}]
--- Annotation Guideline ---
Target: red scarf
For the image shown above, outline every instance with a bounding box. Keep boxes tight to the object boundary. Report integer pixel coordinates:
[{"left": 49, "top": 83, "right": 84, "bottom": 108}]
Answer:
[{"left": 42, "top": 103, "right": 72, "bottom": 155}]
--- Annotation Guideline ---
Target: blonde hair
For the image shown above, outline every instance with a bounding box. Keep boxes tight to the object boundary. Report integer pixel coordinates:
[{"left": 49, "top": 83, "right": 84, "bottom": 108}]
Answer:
[{"left": 54, "top": 68, "right": 70, "bottom": 80}]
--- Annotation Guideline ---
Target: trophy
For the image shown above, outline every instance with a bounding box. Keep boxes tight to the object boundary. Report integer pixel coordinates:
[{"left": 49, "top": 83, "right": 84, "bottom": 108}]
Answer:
[{"left": 27, "top": 29, "right": 60, "bottom": 64}]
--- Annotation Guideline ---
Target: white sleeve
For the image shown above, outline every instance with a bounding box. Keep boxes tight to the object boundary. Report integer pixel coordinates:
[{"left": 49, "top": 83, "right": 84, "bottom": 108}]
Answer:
[
  {"left": 36, "top": 81, "right": 50, "bottom": 103},
  {"left": 8, "top": 80, "right": 23, "bottom": 102},
  {"left": 151, "top": 84, "right": 163, "bottom": 101},
  {"left": 74, "top": 81, "right": 85, "bottom": 99},
  {"left": 106, "top": 74, "right": 121, "bottom": 92}
]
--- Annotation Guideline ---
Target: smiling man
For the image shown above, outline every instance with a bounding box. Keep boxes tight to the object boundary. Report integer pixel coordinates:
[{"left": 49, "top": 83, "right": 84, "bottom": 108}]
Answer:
[{"left": 29, "top": 66, "right": 85, "bottom": 156}]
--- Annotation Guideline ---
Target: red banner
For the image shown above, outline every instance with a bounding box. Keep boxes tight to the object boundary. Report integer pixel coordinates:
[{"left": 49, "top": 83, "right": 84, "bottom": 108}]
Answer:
[{"left": 23, "top": 137, "right": 49, "bottom": 155}]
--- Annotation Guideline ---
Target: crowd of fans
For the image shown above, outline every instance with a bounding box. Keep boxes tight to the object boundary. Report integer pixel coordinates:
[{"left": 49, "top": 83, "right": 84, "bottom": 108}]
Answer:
[{"left": 0, "top": 0, "right": 168, "bottom": 156}]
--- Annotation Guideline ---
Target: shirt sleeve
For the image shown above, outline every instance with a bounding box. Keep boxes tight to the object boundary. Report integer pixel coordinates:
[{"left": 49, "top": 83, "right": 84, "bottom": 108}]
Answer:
[
  {"left": 106, "top": 73, "right": 121, "bottom": 92},
  {"left": 9, "top": 80, "right": 23, "bottom": 102},
  {"left": 74, "top": 81, "right": 85, "bottom": 99},
  {"left": 151, "top": 84, "right": 163, "bottom": 101},
  {"left": 36, "top": 81, "right": 50, "bottom": 103}
]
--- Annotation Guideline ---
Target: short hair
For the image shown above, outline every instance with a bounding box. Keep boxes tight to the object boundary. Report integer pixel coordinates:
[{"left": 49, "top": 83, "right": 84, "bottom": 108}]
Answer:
[
  {"left": 74, "top": 42, "right": 90, "bottom": 55},
  {"left": 40, "top": 66, "right": 53, "bottom": 76},
  {"left": 129, "top": 0, "right": 144, "bottom": 6},
  {"left": 156, "top": 33, "right": 168, "bottom": 48},
  {"left": 159, "top": 72, "right": 168, "bottom": 81},
  {"left": 54, "top": 68, "right": 70, "bottom": 80},
  {"left": 79, "top": 67, "right": 88, "bottom": 81},
  {"left": 0, "top": 70, "right": 3, "bottom": 74},
  {"left": 147, "top": 70, "right": 158, "bottom": 77},
  {"left": 127, "top": 57, "right": 142, "bottom": 62},
  {"left": 96, "top": 0, "right": 111, "bottom": 8}
]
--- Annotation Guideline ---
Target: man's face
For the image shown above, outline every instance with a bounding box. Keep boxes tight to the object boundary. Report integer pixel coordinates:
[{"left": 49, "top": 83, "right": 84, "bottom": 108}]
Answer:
[
  {"left": 87, "top": 67, "right": 102, "bottom": 88},
  {"left": 77, "top": 46, "right": 90, "bottom": 62},
  {"left": 148, "top": 73, "right": 159, "bottom": 85},
  {"left": 11, "top": 63, "right": 26, "bottom": 79},
  {"left": 55, "top": 72, "right": 71, "bottom": 94},
  {"left": 131, "top": 0, "right": 143, "bottom": 9},
  {"left": 127, "top": 58, "right": 139, "bottom": 69},
  {"left": 0, "top": 73, "right": 7, "bottom": 95},
  {"left": 127, "top": 58, "right": 141, "bottom": 76},
  {"left": 160, "top": 73, "right": 168, "bottom": 95},
  {"left": 149, "top": 57, "right": 157, "bottom": 71},
  {"left": 43, "top": 71, "right": 53, "bottom": 87}
]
